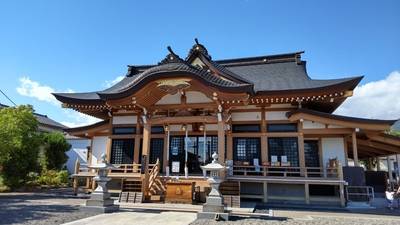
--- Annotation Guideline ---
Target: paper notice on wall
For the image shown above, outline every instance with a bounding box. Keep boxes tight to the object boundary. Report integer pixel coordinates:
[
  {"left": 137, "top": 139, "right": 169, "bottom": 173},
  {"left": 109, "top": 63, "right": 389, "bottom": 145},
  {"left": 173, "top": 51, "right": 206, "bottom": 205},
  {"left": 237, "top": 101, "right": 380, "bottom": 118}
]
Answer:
[{"left": 172, "top": 161, "right": 180, "bottom": 173}]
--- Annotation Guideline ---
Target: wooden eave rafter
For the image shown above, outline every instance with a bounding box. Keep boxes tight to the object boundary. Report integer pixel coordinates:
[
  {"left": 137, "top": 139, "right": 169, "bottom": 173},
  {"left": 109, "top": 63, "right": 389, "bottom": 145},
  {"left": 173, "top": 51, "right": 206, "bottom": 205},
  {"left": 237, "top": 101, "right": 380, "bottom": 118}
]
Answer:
[
  {"left": 149, "top": 115, "right": 218, "bottom": 125},
  {"left": 249, "top": 90, "right": 351, "bottom": 106},
  {"left": 105, "top": 77, "right": 249, "bottom": 110}
]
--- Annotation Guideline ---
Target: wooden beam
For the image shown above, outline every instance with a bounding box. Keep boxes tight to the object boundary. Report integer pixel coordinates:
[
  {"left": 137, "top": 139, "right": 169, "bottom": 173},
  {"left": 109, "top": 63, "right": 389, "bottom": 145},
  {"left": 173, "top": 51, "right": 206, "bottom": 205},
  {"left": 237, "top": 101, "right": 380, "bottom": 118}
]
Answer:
[
  {"left": 366, "top": 134, "right": 400, "bottom": 147},
  {"left": 357, "top": 139, "right": 400, "bottom": 154},
  {"left": 150, "top": 115, "right": 217, "bottom": 124}
]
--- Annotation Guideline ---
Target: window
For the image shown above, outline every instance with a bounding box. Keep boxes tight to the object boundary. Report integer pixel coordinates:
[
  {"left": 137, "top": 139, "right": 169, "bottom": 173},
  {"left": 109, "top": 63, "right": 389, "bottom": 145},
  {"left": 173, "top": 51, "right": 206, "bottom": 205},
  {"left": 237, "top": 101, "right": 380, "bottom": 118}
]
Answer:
[
  {"left": 232, "top": 124, "right": 261, "bottom": 133},
  {"left": 150, "top": 138, "right": 164, "bottom": 171},
  {"left": 110, "top": 139, "right": 134, "bottom": 164},
  {"left": 267, "top": 123, "right": 297, "bottom": 132},
  {"left": 112, "top": 127, "right": 136, "bottom": 135},
  {"left": 151, "top": 126, "right": 164, "bottom": 134},
  {"left": 304, "top": 140, "right": 320, "bottom": 167},
  {"left": 233, "top": 138, "right": 261, "bottom": 164},
  {"left": 268, "top": 137, "right": 299, "bottom": 166}
]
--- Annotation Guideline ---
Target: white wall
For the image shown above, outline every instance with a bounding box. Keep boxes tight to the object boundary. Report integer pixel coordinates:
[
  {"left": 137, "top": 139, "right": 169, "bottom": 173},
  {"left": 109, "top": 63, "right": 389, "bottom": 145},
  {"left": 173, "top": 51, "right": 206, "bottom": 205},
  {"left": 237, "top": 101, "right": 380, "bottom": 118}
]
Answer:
[
  {"left": 265, "top": 111, "right": 288, "bottom": 120},
  {"left": 92, "top": 136, "right": 108, "bottom": 164},
  {"left": 65, "top": 138, "right": 90, "bottom": 174},
  {"left": 186, "top": 91, "right": 212, "bottom": 103},
  {"left": 321, "top": 137, "right": 346, "bottom": 167},
  {"left": 232, "top": 112, "right": 261, "bottom": 121},
  {"left": 112, "top": 115, "right": 137, "bottom": 124},
  {"left": 302, "top": 120, "right": 325, "bottom": 129},
  {"left": 156, "top": 93, "right": 181, "bottom": 105}
]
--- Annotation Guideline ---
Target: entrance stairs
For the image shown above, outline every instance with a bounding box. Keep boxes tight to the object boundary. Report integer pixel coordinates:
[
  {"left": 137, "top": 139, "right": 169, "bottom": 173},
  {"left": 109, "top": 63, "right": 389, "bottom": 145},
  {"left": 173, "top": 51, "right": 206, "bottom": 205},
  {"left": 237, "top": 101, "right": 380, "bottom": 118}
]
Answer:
[{"left": 118, "top": 178, "right": 143, "bottom": 203}]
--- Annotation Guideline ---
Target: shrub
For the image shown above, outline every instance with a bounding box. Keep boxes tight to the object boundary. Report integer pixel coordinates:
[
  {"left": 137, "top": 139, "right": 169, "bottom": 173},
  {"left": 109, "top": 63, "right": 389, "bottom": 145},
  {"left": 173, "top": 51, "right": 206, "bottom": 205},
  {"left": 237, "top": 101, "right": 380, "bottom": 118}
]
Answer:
[
  {"left": 36, "top": 170, "right": 69, "bottom": 186},
  {"left": 0, "top": 105, "right": 41, "bottom": 188},
  {"left": 41, "top": 132, "right": 71, "bottom": 170}
]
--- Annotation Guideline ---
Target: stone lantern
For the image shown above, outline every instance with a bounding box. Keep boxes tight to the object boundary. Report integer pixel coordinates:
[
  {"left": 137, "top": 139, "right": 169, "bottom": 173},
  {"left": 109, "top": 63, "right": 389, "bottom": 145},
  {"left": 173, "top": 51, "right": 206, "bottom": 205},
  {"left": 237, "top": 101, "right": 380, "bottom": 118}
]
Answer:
[
  {"left": 197, "top": 152, "right": 230, "bottom": 221},
  {"left": 82, "top": 153, "right": 119, "bottom": 213}
]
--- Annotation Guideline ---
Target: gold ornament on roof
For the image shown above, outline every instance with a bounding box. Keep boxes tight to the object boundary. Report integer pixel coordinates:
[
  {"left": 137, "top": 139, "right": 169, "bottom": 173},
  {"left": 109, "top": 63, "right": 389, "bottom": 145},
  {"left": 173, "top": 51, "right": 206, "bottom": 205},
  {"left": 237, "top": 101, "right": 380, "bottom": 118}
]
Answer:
[{"left": 156, "top": 78, "right": 191, "bottom": 94}]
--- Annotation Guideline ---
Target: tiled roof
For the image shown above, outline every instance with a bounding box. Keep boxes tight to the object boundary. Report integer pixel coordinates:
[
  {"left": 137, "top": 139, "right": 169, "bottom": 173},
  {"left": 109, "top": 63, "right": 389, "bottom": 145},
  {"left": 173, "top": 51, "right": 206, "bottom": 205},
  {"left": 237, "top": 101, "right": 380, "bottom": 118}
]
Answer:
[{"left": 53, "top": 42, "right": 362, "bottom": 103}]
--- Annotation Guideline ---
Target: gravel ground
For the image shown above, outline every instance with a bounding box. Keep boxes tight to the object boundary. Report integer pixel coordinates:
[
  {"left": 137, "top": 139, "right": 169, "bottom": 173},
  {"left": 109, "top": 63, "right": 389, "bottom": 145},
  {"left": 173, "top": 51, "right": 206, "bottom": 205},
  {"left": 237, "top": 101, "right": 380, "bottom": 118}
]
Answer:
[{"left": 0, "top": 188, "right": 99, "bottom": 225}]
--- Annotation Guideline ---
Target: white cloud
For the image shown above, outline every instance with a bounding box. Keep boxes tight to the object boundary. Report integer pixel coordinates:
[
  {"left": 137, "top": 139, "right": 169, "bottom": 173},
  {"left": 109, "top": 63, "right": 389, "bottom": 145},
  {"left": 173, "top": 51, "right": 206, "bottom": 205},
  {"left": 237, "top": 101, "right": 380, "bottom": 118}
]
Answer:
[
  {"left": 335, "top": 71, "right": 400, "bottom": 120},
  {"left": 60, "top": 110, "right": 101, "bottom": 128},
  {"left": 16, "top": 77, "right": 60, "bottom": 105},
  {"left": 104, "top": 76, "right": 124, "bottom": 88},
  {"left": 16, "top": 76, "right": 100, "bottom": 128}
]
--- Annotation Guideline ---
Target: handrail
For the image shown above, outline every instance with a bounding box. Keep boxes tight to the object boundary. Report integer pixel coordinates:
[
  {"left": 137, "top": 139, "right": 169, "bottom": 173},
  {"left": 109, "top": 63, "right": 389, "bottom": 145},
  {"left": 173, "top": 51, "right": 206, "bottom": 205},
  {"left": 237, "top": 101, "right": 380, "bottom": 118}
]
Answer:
[
  {"left": 148, "top": 159, "right": 160, "bottom": 190},
  {"left": 346, "top": 186, "right": 375, "bottom": 203},
  {"left": 231, "top": 165, "right": 340, "bottom": 178}
]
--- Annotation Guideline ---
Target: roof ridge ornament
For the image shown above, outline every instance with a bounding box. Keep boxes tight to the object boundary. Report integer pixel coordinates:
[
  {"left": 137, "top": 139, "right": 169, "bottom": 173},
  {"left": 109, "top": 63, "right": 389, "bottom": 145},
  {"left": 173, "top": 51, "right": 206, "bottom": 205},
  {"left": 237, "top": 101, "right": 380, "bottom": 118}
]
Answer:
[
  {"left": 186, "top": 38, "right": 212, "bottom": 61},
  {"left": 158, "top": 46, "right": 185, "bottom": 65},
  {"left": 126, "top": 66, "right": 139, "bottom": 77}
]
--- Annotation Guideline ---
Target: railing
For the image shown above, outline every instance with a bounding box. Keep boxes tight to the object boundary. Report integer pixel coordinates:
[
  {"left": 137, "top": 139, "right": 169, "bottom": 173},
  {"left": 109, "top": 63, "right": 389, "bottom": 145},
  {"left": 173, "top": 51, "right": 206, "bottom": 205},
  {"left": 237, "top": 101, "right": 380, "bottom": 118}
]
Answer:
[
  {"left": 346, "top": 186, "right": 375, "bottom": 203},
  {"left": 231, "top": 165, "right": 342, "bottom": 179},
  {"left": 148, "top": 159, "right": 160, "bottom": 191},
  {"left": 108, "top": 163, "right": 157, "bottom": 175}
]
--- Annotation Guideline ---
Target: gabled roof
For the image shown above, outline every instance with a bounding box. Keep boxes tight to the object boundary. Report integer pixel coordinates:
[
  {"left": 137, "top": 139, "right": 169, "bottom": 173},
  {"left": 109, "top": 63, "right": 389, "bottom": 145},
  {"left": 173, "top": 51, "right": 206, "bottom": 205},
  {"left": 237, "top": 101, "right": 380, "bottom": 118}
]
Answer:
[{"left": 53, "top": 40, "right": 362, "bottom": 106}]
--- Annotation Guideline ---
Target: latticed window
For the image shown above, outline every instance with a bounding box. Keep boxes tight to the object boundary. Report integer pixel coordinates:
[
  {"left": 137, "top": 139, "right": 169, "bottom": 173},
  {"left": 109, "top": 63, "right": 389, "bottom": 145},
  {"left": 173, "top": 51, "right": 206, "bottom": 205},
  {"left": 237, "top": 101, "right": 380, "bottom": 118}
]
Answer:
[
  {"left": 233, "top": 138, "right": 261, "bottom": 164},
  {"left": 150, "top": 138, "right": 164, "bottom": 170},
  {"left": 304, "top": 140, "right": 320, "bottom": 167},
  {"left": 110, "top": 139, "right": 134, "bottom": 164},
  {"left": 268, "top": 137, "right": 299, "bottom": 166}
]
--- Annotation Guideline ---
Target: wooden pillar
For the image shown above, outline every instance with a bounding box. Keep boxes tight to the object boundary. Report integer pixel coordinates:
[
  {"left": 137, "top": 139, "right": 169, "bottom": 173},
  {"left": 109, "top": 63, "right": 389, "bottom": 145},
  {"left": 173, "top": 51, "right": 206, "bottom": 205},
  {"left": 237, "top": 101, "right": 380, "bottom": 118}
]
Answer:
[
  {"left": 397, "top": 154, "right": 400, "bottom": 178},
  {"left": 298, "top": 133, "right": 306, "bottom": 176},
  {"left": 376, "top": 157, "right": 381, "bottom": 171},
  {"left": 142, "top": 122, "right": 151, "bottom": 197},
  {"left": 226, "top": 131, "right": 233, "bottom": 160},
  {"left": 339, "top": 184, "right": 345, "bottom": 207},
  {"left": 352, "top": 131, "right": 359, "bottom": 167},
  {"left": 263, "top": 181, "right": 268, "bottom": 203},
  {"left": 343, "top": 138, "right": 349, "bottom": 166},
  {"left": 142, "top": 123, "right": 151, "bottom": 158},
  {"left": 217, "top": 114, "right": 225, "bottom": 164},
  {"left": 387, "top": 156, "right": 394, "bottom": 190},
  {"left": 134, "top": 116, "right": 141, "bottom": 163},
  {"left": 106, "top": 137, "right": 112, "bottom": 163},
  {"left": 163, "top": 131, "right": 169, "bottom": 173},
  {"left": 261, "top": 108, "right": 268, "bottom": 163},
  {"left": 304, "top": 183, "right": 310, "bottom": 204}
]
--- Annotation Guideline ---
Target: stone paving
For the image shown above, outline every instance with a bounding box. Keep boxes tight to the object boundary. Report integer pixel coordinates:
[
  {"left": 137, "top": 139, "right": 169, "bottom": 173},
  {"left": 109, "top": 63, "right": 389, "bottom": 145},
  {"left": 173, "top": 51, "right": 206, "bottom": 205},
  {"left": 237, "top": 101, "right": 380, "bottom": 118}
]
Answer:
[{"left": 63, "top": 211, "right": 197, "bottom": 225}]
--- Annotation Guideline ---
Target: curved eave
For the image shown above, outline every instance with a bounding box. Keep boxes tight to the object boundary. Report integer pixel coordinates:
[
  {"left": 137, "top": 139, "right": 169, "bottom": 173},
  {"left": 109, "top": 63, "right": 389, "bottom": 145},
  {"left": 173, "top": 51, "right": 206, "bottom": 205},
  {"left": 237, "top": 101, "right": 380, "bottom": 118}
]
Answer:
[
  {"left": 52, "top": 93, "right": 104, "bottom": 105},
  {"left": 64, "top": 119, "right": 110, "bottom": 137},
  {"left": 97, "top": 71, "right": 254, "bottom": 100},
  {"left": 255, "top": 76, "right": 363, "bottom": 96},
  {"left": 287, "top": 108, "right": 397, "bottom": 131}
]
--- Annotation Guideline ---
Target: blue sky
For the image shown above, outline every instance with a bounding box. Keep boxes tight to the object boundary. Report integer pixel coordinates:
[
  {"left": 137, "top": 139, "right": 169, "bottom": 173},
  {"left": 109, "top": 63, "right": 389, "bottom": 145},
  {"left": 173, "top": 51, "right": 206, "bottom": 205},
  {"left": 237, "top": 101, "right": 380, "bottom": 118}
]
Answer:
[{"left": 0, "top": 0, "right": 399, "bottom": 126}]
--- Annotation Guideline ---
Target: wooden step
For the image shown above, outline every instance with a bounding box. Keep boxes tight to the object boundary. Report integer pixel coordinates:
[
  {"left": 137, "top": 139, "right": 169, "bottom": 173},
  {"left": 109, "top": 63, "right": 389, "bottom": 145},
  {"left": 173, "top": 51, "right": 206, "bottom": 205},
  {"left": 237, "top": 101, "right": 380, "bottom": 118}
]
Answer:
[{"left": 119, "top": 191, "right": 143, "bottom": 203}]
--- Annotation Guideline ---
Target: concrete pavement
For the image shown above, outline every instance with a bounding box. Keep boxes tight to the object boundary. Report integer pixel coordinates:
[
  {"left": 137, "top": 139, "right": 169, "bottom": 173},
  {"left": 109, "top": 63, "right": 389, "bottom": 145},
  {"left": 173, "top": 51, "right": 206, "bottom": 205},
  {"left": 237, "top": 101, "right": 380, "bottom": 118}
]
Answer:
[{"left": 62, "top": 211, "right": 197, "bottom": 225}]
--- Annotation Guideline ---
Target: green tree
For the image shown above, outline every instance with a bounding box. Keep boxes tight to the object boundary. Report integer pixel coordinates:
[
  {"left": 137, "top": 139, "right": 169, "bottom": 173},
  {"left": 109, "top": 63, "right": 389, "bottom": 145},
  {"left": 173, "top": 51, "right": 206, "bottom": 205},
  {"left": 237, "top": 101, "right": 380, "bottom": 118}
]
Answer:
[
  {"left": 0, "top": 105, "right": 41, "bottom": 188},
  {"left": 41, "top": 132, "right": 71, "bottom": 170}
]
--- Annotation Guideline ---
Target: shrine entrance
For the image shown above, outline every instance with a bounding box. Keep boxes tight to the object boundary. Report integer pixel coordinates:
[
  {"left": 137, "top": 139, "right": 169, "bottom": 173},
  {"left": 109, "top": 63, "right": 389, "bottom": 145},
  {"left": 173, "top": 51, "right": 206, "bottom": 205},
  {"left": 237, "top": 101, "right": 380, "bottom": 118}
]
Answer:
[{"left": 169, "top": 136, "right": 218, "bottom": 175}]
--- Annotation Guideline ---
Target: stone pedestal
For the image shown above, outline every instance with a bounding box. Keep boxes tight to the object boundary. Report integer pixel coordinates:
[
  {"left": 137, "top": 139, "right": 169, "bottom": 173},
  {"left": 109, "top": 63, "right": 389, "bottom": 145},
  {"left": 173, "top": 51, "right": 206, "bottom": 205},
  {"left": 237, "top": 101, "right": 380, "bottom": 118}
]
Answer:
[
  {"left": 81, "top": 154, "right": 119, "bottom": 213},
  {"left": 197, "top": 153, "right": 230, "bottom": 221}
]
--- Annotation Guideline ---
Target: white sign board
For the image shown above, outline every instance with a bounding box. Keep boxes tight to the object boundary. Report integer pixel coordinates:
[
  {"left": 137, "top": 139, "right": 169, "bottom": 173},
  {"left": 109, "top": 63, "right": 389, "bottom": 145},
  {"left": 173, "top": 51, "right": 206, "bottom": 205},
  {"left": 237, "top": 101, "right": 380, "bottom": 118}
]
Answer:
[{"left": 172, "top": 161, "right": 180, "bottom": 173}]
